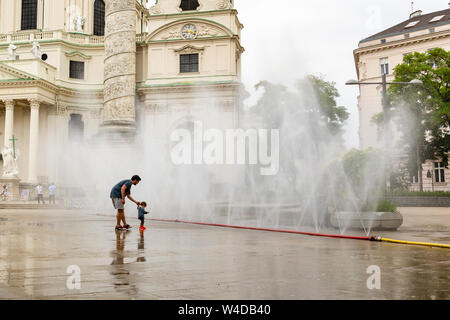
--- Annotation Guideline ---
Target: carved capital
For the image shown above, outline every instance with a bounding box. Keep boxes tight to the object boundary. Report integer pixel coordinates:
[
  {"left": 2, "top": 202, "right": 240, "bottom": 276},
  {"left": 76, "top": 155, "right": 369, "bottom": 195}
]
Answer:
[
  {"left": 2, "top": 99, "right": 14, "bottom": 111},
  {"left": 27, "top": 98, "right": 41, "bottom": 110},
  {"left": 57, "top": 104, "right": 69, "bottom": 116}
]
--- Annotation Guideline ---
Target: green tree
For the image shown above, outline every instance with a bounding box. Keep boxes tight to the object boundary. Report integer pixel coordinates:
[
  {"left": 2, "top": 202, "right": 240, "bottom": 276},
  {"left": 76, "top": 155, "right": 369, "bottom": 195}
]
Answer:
[
  {"left": 300, "top": 74, "right": 350, "bottom": 137},
  {"left": 387, "top": 48, "right": 450, "bottom": 191},
  {"left": 336, "top": 148, "right": 387, "bottom": 211},
  {"left": 252, "top": 75, "right": 349, "bottom": 140},
  {"left": 247, "top": 75, "right": 349, "bottom": 201}
]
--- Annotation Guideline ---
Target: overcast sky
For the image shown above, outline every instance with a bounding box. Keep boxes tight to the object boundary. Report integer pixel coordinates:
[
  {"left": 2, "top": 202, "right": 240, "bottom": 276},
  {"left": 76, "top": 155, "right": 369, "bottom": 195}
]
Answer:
[{"left": 234, "top": 0, "right": 448, "bottom": 148}]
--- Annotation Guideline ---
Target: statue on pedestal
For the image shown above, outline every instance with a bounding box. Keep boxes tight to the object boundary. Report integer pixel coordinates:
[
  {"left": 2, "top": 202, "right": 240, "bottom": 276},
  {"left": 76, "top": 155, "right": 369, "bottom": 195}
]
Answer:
[
  {"left": 1, "top": 146, "right": 19, "bottom": 178},
  {"left": 31, "top": 41, "right": 41, "bottom": 59},
  {"left": 72, "top": 14, "right": 86, "bottom": 32},
  {"left": 8, "top": 43, "right": 17, "bottom": 60}
]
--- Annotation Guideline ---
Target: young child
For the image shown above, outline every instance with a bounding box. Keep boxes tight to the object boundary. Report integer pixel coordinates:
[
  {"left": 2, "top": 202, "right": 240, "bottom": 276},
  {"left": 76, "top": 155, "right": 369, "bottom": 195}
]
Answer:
[
  {"left": 2, "top": 185, "right": 7, "bottom": 201},
  {"left": 138, "top": 202, "right": 149, "bottom": 230}
]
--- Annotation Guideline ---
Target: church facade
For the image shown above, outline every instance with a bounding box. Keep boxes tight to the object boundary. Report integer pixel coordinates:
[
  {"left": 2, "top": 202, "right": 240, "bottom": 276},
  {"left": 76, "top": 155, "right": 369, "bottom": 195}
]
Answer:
[{"left": 0, "top": 0, "right": 244, "bottom": 194}]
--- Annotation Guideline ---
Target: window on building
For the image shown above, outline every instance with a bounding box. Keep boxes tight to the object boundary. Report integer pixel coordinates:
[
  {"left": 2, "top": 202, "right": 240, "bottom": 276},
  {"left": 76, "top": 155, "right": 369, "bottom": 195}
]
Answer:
[
  {"left": 404, "top": 33, "right": 410, "bottom": 39},
  {"left": 69, "top": 61, "right": 85, "bottom": 79},
  {"left": 429, "top": 15, "right": 445, "bottom": 23},
  {"left": 404, "top": 21, "right": 420, "bottom": 28},
  {"left": 180, "top": 54, "right": 199, "bottom": 73},
  {"left": 429, "top": 27, "right": 435, "bottom": 33},
  {"left": 21, "top": 0, "right": 38, "bottom": 30},
  {"left": 68, "top": 114, "right": 84, "bottom": 142},
  {"left": 380, "top": 58, "right": 389, "bottom": 75},
  {"left": 180, "top": 0, "right": 200, "bottom": 11},
  {"left": 93, "top": 0, "right": 105, "bottom": 36},
  {"left": 380, "top": 39, "right": 386, "bottom": 44},
  {"left": 434, "top": 162, "right": 446, "bottom": 183}
]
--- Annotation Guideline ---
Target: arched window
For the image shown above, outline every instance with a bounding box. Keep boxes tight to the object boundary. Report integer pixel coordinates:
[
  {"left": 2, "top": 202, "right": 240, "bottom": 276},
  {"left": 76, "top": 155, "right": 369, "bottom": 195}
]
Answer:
[
  {"left": 93, "top": 0, "right": 105, "bottom": 36},
  {"left": 21, "top": 0, "right": 38, "bottom": 30},
  {"left": 69, "top": 114, "right": 85, "bottom": 142},
  {"left": 180, "top": 0, "right": 200, "bottom": 11}
]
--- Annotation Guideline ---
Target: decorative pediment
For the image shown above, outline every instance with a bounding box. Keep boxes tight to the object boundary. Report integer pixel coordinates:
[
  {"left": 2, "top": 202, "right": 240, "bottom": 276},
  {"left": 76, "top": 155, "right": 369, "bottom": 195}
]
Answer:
[
  {"left": 173, "top": 45, "right": 205, "bottom": 54},
  {"left": 147, "top": 19, "right": 232, "bottom": 42},
  {"left": 0, "top": 63, "right": 36, "bottom": 81},
  {"left": 64, "top": 51, "right": 92, "bottom": 60}
]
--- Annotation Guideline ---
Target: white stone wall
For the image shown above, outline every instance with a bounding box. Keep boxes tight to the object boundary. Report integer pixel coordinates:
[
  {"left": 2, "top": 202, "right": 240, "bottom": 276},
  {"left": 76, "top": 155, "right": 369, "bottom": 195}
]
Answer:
[{"left": 356, "top": 32, "right": 450, "bottom": 150}]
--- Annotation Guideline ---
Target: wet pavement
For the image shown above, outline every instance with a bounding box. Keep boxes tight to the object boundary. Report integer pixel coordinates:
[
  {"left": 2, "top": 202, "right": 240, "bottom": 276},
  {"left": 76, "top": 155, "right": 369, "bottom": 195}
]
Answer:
[{"left": 0, "top": 208, "right": 448, "bottom": 300}]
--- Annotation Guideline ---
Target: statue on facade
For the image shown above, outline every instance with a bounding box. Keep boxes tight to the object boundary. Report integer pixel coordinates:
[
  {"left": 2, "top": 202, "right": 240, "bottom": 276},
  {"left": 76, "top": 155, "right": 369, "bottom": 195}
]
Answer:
[
  {"left": 1, "top": 146, "right": 19, "bottom": 178},
  {"left": 8, "top": 43, "right": 17, "bottom": 60},
  {"left": 72, "top": 15, "right": 86, "bottom": 32},
  {"left": 31, "top": 41, "right": 41, "bottom": 59},
  {"left": 217, "top": 0, "right": 233, "bottom": 9}
]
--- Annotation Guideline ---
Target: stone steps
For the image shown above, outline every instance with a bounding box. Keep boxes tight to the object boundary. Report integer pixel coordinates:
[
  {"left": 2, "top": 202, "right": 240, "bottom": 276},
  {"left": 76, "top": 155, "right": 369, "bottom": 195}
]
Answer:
[{"left": 0, "top": 203, "right": 64, "bottom": 210}]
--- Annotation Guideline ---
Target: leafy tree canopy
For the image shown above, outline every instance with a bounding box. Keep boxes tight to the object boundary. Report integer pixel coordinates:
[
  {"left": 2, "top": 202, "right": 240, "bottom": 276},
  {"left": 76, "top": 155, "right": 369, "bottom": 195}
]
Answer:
[{"left": 386, "top": 48, "right": 450, "bottom": 190}]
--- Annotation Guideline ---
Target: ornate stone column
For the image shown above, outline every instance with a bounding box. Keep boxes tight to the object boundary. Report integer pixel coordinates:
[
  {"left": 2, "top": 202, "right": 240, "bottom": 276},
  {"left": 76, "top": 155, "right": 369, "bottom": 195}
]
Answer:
[
  {"left": 27, "top": 99, "right": 40, "bottom": 183},
  {"left": 2, "top": 99, "right": 14, "bottom": 148},
  {"left": 102, "top": 0, "right": 136, "bottom": 134}
]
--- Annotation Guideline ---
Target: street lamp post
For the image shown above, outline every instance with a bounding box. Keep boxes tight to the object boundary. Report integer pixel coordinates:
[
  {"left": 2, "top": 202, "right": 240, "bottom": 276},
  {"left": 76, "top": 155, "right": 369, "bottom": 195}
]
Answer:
[
  {"left": 346, "top": 76, "right": 423, "bottom": 192},
  {"left": 346, "top": 76, "right": 423, "bottom": 150}
]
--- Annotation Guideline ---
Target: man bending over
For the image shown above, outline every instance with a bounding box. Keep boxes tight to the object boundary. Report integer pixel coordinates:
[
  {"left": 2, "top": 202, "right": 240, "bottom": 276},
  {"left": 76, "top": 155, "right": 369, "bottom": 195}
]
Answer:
[{"left": 110, "top": 175, "right": 141, "bottom": 230}]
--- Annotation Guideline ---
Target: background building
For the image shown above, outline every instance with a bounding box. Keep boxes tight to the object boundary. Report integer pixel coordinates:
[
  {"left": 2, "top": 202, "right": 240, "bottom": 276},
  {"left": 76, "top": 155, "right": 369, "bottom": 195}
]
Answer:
[
  {"left": 0, "top": 0, "right": 244, "bottom": 194},
  {"left": 353, "top": 7, "right": 450, "bottom": 191}
]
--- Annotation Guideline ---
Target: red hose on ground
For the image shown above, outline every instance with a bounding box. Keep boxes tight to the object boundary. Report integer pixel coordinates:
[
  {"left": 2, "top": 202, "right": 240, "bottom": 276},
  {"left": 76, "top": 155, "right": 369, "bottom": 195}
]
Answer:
[{"left": 150, "top": 218, "right": 373, "bottom": 241}]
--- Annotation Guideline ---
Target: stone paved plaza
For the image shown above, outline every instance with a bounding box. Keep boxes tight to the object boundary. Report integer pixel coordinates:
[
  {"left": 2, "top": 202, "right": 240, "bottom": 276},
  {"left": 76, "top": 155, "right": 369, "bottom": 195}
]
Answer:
[{"left": 0, "top": 208, "right": 449, "bottom": 300}]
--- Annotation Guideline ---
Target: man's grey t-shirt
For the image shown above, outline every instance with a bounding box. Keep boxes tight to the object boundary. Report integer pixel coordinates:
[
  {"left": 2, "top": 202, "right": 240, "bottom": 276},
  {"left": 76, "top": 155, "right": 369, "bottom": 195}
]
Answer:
[{"left": 110, "top": 180, "right": 132, "bottom": 199}]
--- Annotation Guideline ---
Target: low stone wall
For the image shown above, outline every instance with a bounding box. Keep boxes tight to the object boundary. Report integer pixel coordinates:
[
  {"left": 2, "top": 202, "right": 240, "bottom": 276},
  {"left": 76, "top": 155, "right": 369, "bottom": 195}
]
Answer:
[{"left": 387, "top": 196, "right": 450, "bottom": 207}]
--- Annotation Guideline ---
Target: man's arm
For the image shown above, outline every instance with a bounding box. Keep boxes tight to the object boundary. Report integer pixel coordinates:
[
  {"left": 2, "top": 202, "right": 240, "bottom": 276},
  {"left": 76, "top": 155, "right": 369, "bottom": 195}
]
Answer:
[
  {"left": 121, "top": 185, "right": 127, "bottom": 204},
  {"left": 126, "top": 194, "right": 139, "bottom": 205}
]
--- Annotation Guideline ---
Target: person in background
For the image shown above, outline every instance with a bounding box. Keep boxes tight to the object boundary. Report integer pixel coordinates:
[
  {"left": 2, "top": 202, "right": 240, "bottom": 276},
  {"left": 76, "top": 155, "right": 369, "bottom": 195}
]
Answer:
[
  {"left": 2, "top": 185, "right": 7, "bottom": 201},
  {"left": 48, "top": 183, "right": 56, "bottom": 205},
  {"left": 36, "top": 183, "right": 45, "bottom": 204}
]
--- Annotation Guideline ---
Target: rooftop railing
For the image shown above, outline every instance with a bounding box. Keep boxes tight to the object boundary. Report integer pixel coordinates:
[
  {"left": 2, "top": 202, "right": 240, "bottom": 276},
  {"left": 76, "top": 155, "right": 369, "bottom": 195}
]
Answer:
[
  {"left": 0, "top": 30, "right": 104, "bottom": 45},
  {"left": 0, "top": 31, "right": 148, "bottom": 45}
]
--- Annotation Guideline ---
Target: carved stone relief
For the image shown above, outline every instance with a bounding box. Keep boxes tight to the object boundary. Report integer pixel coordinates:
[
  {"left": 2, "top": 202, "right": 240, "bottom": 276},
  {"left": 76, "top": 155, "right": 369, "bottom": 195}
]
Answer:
[
  {"left": 105, "top": 13, "right": 136, "bottom": 35},
  {"left": 105, "top": 31, "right": 136, "bottom": 57},
  {"left": 103, "top": 98, "right": 136, "bottom": 122},
  {"left": 159, "top": 23, "right": 222, "bottom": 40},
  {"left": 105, "top": 0, "right": 135, "bottom": 13},
  {"left": 104, "top": 54, "right": 136, "bottom": 80},
  {"left": 103, "top": 0, "right": 136, "bottom": 125},
  {"left": 104, "top": 76, "right": 136, "bottom": 101}
]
